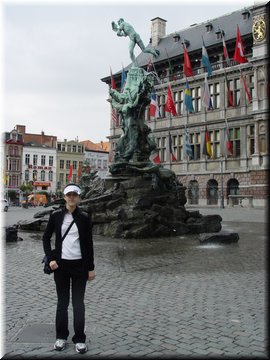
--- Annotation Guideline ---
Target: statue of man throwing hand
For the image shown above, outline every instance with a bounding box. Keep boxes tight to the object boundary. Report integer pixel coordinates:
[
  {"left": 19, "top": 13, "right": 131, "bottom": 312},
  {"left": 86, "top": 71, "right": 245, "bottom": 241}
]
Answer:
[{"left": 112, "top": 18, "right": 159, "bottom": 64}]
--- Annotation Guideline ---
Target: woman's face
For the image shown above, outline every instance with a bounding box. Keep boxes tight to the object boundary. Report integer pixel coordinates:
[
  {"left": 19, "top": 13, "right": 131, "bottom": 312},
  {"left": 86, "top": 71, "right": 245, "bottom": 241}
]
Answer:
[{"left": 64, "top": 192, "right": 80, "bottom": 207}]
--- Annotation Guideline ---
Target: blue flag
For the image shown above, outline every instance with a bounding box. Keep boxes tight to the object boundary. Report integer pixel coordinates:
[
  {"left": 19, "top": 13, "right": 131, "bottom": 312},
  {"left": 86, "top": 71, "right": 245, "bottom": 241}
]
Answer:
[
  {"left": 184, "top": 81, "right": 194, "bottom": 113},
  {"left": 121, "top": 67, "right": 127, "bottom": 92},
  {"left": 184, "top": 127, "right": 193, "bottom": 159},
  {"left": 202, "top": 40, "right": 212, "bottom": 76}
]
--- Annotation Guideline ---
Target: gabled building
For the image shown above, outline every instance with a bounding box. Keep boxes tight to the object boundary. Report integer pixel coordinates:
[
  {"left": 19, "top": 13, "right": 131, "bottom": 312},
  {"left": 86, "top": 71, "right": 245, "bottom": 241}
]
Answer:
[
  {"left": 102, "top": 3, "right": 269, "bottom": 207},
  {"left": 3, "top": 128, "right": 24, "bottom": 201},
  {"left": 56, "top": 139, "right": 85, "bottom": 192},
  {"left": 81, "top": 140, "right": 109, "bottom": 179}
]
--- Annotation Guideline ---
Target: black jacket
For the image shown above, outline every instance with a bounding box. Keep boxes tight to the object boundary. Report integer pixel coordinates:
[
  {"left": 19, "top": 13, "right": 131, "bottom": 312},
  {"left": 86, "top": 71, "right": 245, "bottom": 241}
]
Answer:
[{"left": 42, "top": 206, "right": 95, "bottom": 271}]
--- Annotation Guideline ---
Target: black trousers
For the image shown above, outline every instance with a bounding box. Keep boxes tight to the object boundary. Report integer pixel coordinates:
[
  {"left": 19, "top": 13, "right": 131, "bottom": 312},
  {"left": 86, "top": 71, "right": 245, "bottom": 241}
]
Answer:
[{"left": 54, "top": 259, "right": 87, "bottom": 343}]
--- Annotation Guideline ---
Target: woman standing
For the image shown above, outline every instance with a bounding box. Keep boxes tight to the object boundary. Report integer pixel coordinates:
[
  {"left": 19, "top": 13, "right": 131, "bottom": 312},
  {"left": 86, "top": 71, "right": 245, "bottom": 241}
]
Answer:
[{"left": 43, "top": 183, "right": 95, "bottom": 354}]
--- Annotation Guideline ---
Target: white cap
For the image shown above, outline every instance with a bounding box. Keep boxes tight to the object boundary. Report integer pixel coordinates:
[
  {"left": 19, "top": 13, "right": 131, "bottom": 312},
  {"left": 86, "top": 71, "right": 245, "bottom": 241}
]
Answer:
[{"left": 63, "top": 184, "right": 81, "bottom": 195}]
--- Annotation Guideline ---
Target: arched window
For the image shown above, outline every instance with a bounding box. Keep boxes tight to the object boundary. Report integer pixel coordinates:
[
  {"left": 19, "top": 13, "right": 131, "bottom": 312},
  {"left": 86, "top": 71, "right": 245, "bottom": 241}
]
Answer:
[
  {"left": 188, "top": 180, "right": 199, "bottom": 204},
  {"left": 207, "top": 179, "right": 218, "bottom": 205},
  {"left": 227, "top": 178, "right": 239, "bottom": 206}
]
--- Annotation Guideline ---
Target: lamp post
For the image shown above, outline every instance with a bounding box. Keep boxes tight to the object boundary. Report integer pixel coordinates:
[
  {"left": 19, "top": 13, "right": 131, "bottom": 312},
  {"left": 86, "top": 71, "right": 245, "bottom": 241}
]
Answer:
[{"left": 220, "top": 158, "right": 224, "bottom": 208}]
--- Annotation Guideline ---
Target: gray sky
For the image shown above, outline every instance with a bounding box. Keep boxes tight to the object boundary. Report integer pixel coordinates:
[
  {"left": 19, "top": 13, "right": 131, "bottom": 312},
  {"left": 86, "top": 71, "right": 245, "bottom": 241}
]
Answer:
[{"left": 2, "top": 0, "right": 254, "bottom": 143}]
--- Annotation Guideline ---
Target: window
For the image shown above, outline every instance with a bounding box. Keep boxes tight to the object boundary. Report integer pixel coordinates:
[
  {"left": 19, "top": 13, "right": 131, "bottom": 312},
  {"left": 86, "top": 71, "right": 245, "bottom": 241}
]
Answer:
[
  {"left": 72, "top": 145, "right": 77, "bottom": 152},
  {"left": 9, "top": 146, "right": 13, "bottom": 156},
  {"left": 249, "top": 75, "right": 254, "bottom": 101},
  {"left": 230, "top": 127, "right": 241, "bottom": 158},
  {"left": 14, "top": 146, "right": 18, "bottom": 156},
  {"left": 48, "top": 171, "right": 53, "bottom": 181},
  {"left": 41, "top": 155, "right": 46, "bottom": 166},
  {"left": 192, "top": 87, "right": 201, "bottom": 112},
  {"left": 247, "top": 125, "right": 255, "bottom": 156},
  {"left": 65, "top": 174, "right": 69, "bottom": 184},
  {"left": 57, "top": 144, "right": 61, "bottom": 151},
  {"left": 25, "top": 170, "right": 29, "bottom": 182},
  {"left": 190, "top": 132, "right": 201, "bottom": 160},
  {"left": 103, "top": 160, "right": 108, "bottom": 169},
  {"left": 67, "top": 145, "right": 71, "bottom": 152},
  {"left": 72, "top": 174, "right": 77, "bottom": 183},
  {"left": 177, "top": 134, "right": 184, "bottom": 161},
  {"left": 212, "top": 130, "right": 220, "bottom": 158},
  {"left": 41, "top": 170, "right": 45, "bottom": 181},
  {"left": 171, "top": 134, "right": 178, "bottom": 160},
  {"left": 230, "top": 78, "right": 240, "bottom": 107},
  {"left": 66, "top": 160, "right": 70, "bottom": 169},
  {"left": 49, "top": 156, "right": 53, "bottom": 166},
  {"left": 210, "top": 82, "right": 220, "bottom": 108},
  {"left": 59, "top": 173, "right": 64, "bottom": 185},
  {"left": 97, "top": 159, "right": 102, "bottom": 168},
  {"left": 61, "top": 144, "right": 66, "bottom": 151},
  {"left": 33, "top": 170, "right": 37, "bottom": 181},
  {"left": 160, "top": 137, "right": 166, "bottom": 162},
  {"left": 33, "top": 155, "right": 38, "bottom": 166},
  {"left": 72, "top": 161, "right": 77, "bottom": 170},
  {"left": 78, "top": 146, "right": 82, "bottom": 153},
  {"left": 158, "top": 95, "right": 165, "bottom": 118},
  {"left": 25, "top": 154, "right": 30, "bottom": 165},
  {"left": 176, "top": 90, "right": 184, "bottom": 115},
  {"left": 60, "top": 160, "right": 64, "bottom": 169}
]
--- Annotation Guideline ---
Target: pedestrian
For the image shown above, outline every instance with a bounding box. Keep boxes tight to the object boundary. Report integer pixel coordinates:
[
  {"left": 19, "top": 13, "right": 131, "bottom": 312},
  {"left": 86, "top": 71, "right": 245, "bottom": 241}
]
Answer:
[{"left": 42, "top": 183, "right": 95, "bottom": 354}]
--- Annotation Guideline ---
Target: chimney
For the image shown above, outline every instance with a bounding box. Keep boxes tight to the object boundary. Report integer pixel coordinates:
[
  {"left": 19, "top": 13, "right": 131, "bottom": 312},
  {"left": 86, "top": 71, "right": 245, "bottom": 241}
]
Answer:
[
  {"left": 15, "top": 125, "right": 26, "bottom": 134},
  {"left": 151, "top": 17, "right": 167, "bottom": 47}
]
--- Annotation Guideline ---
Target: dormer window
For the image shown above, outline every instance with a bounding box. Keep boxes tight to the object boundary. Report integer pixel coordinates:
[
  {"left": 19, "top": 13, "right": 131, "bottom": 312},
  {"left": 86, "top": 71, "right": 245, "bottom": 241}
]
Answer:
[
  {"left": 242, "top": 9, "right": 250, "bottom": 20},
  {"left": 215, "top": 29, "right": 224, "bottom": 40},
  {"left": 173, "top": 33, "right": 180, "bottom": 42},
  {"left": 182, "top": 39, "right": 190, "bottom": 47},
  {"left": 205, "top": 23, "right": 213, "bottom": 32}
]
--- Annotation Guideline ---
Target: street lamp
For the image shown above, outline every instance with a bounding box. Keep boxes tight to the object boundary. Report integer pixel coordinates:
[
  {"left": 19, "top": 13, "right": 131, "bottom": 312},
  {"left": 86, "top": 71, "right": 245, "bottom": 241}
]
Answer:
[{"left": 220, "top": 158, "right": 224, "bottom": 208}]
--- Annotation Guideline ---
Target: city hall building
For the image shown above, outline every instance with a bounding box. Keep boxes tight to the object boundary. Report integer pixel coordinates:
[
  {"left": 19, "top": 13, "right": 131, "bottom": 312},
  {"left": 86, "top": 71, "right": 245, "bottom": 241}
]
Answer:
[{"left": 102, "top": 3, "right": 269, "bottom": 207}]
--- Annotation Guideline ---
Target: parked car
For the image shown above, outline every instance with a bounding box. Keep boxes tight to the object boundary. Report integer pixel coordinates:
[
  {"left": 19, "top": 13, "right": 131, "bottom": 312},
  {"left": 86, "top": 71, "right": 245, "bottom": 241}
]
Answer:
[{"left": 2, "top": 199, "right": 9, "bottom": 212}]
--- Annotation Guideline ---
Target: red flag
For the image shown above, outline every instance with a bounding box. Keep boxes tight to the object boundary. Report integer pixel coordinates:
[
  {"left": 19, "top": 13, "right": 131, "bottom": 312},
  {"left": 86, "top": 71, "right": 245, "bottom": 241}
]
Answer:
[
  {"left": 241, "top": 73, "right": 251, "bottom": 103},
  {"left": 68, "top": 164, "right": 73, "bottom": 182},
  {"left": 110, "top": 67, "right": 116, "bottom": 89},
  {"left": 169, "top": 132, "right": 177, "bottom": 162},
  {"left": 152, "top": 153, "right": 161, "bottom": 164},
  {"left": 222, "top": 34, "right": 230, "bottom": 66},
  {"left": 224, "top": 127, "right": 233, "bottom": 157},
  {"left": 183, "top": 43, "right": 193, "bottom": 77},
  {"left": 77, "top": 163, "right": 82, "bottom": 182},
  {"left": 233, "top": 25, "right": 248, "bottom": 64},
  {"left": 165, "top": 85, "right": 177, "bottom": 116}
]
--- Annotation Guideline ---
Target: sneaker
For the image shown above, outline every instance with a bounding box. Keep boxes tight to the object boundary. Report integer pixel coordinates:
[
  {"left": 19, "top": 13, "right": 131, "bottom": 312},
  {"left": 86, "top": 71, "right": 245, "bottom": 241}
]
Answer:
[
  {"left": 75, "top": 343, "right": 87, "bottom": 354},
  {"left": 54, "top": 339, "right": 66, "bottom": 351}
]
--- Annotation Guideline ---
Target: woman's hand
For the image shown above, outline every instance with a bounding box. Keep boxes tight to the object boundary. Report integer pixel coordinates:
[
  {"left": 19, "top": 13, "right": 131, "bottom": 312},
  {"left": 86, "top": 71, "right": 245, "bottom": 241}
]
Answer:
[
  {"left": 88, "top": 270, "right": 95, "bottom": 281},
  {"left": 49, "top": 260, "right": 58, "bottom": 271}
]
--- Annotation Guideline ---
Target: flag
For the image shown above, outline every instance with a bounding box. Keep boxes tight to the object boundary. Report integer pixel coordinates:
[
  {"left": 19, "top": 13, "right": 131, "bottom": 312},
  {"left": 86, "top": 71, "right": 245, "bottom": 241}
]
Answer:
[
  {"left": 183, "top": 43, "right": 193, "bottom": 77},
  {"left": 202, "top": 126, "right": 213, "bottom": 158},
  {"left": 110, "top": 67, "right": 116, "bottom": 89},
  {"left": 169, "top": 132, "right": 177, "bottom": 162},
  {"left": 77, "top": 162, "right": 82, "bottom": 182},
  {"left": 184, "top": 81, "right": 194, "bottom": 113},
  {"left": 147, "top": 58, "right": 154, "bottom": 72},
  {"left": 241, "top": 73, "right": 251, "bottom": 103},
  {"left": 223, "top": 126, "right": 233, "bottom": 157},
  {"left": 233, "top": 25, "right": 248, "bottom": 64},
  {"left": 165, "top": 85, "right": 177, "bottom": 116},
  {"left": 201, "top": 39, "right": 212, "bottom": 76},
  {"left": 224, "top": 72, "right": 234, "bottom": 107},
  {"left": 111, "top": 107, "right": 118, "bottom": 126},
  {"left": 149, "top": 88, "right": 160, "bottom": 118},
  {"left": 202, "top": 73, "right": 213, "bottom": 110},
  {"left": 150, "top": 151, "right": 161, "bottom": 164},
  {"left": 184, "top": 127, "right": 193, "bottom": 159},
  {"left": 68, "top": 164, "right": 73, "bottom": 182},
  {"left": 222, "top": 33, "right": 230, "bottom": 66},
  {"left": 121, "top": 66, "right": 127, "bottom": 92}
]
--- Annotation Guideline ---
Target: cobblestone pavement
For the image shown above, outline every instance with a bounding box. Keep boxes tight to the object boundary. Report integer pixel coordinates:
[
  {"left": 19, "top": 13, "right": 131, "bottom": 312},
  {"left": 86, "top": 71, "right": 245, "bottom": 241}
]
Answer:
[{"left": 2, "top": 206, "right": 268, "bottom": 359}]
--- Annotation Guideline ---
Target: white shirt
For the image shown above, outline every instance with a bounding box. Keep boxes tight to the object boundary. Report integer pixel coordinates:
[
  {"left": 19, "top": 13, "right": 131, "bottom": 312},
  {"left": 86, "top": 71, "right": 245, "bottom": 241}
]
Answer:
[{"left": 61, "top": 213, "right": 82, "bottom": 260}]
